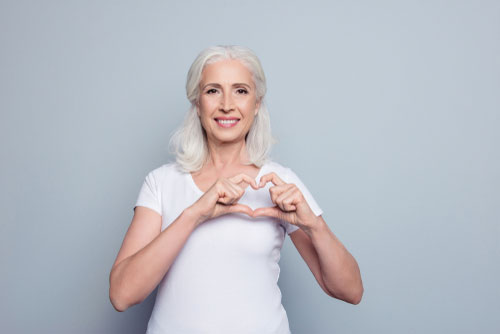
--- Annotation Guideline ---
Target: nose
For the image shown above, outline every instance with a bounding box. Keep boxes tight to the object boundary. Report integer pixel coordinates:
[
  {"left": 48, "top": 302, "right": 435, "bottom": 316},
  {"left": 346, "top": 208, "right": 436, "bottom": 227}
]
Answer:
[{"left": 220, "top": 92, "right": 234, "bottom": 113}]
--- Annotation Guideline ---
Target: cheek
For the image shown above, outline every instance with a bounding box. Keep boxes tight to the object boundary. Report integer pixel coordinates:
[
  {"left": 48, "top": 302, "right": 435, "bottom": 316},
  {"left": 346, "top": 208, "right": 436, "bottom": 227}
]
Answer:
[
  {"left": 241, "top": 99, "right": 258, "bottom": 113},
  {"left": 198, "top": 99, "right": 217, "bottom": 115}
]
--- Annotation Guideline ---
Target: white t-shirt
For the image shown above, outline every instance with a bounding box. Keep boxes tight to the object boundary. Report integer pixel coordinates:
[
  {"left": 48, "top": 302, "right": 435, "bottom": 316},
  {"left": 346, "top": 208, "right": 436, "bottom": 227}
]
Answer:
[{"left": 134, "top": 159, "right": 323, "bottom": 334}]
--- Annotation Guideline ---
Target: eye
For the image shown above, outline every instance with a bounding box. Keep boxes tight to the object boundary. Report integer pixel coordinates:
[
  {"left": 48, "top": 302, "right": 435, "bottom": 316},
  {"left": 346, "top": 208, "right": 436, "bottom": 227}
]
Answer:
[
  {"left": 206, "top": 88, "right": 218, "bottom": 94},
  {"left": 236, "top": 88, "right": 248, "bottom": 94}
]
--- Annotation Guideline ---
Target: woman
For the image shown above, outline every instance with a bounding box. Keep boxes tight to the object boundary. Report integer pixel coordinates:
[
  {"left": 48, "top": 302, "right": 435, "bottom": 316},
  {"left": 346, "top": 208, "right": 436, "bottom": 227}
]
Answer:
[{"left": 109, "top": 45, "right": 363, "bottom": 333}]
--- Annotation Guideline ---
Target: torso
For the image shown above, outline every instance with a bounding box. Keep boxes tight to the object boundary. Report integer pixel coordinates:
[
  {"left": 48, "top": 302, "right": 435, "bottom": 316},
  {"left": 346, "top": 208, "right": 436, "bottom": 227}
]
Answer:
[{"left": 137, "top": 160, "right": 318, "bottom": 333}]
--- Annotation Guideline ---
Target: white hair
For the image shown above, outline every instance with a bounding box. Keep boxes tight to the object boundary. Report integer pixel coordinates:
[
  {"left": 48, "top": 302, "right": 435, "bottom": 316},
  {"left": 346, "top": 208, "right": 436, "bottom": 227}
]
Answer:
[{"left": 168, "top": 45, "right": 277, "bottom": 173}]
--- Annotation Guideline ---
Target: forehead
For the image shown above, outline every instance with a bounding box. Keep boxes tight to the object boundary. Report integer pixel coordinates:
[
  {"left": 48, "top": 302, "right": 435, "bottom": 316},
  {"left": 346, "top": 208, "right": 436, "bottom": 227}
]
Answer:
[{"left": 200, "top": 59, "right": 254, "bottom": 85}]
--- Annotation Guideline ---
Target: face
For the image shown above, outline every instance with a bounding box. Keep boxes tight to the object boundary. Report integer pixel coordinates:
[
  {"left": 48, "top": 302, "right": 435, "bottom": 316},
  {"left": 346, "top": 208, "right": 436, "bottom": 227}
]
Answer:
[{"left": 196, "top": 59, "right": 261, "bottom": 146}]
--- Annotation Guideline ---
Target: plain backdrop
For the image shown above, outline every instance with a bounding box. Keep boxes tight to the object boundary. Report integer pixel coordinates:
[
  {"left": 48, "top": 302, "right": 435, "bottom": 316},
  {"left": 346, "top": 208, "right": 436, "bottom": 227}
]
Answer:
[{"left": 1, "top": 0, "right": 499, "bottom": 333}]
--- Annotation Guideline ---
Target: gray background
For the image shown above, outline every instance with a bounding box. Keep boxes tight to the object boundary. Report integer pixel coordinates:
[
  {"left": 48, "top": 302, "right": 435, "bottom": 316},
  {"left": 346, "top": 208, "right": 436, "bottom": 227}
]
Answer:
[{"left": 1, "top": 0, "right": 498, "bottom": 333}]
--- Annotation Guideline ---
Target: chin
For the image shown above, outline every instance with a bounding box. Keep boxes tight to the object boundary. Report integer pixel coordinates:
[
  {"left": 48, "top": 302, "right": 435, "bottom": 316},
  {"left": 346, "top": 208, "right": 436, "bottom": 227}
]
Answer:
[{"left": 211, "top": 133, "right": 245, "bottom": 144}]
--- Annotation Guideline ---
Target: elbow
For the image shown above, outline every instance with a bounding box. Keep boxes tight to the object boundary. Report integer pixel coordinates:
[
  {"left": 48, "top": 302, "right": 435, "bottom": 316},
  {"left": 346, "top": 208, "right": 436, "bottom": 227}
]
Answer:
[
  {"left": 109, "top": 277, "right": 143, "bottom": 312},
  {"left": 109, "top": 269, "right": 131, "bottom": 312},
  {"left": 109, "top": 293, "right": 127, "bottom": 312},
  {"left": 343, "top": 272, "right": 364, "bottom": 305},
  {"left": 348, "top": 285, "right": 364, "bottom": 305},
  {"left": 328, "top": 285, "right": 364, "bottom": 305},
  {"left": 352, "top": 296, "right": 363, "bottom": 305},
  {"left": 109, "top": 285, "right": 128, "bottom": 312}
]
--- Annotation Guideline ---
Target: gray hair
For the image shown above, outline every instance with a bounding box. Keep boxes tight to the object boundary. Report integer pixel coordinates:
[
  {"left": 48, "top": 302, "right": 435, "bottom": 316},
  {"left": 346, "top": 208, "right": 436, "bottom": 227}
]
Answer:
[{"left": 168, "top": 45, "right": 277, "bottom": 173}]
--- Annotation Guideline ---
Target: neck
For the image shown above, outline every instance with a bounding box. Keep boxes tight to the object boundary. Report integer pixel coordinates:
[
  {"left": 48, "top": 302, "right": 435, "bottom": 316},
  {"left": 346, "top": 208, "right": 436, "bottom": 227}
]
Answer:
[{"left": 205, "top": 139, "right": 250, "bottom": 170}]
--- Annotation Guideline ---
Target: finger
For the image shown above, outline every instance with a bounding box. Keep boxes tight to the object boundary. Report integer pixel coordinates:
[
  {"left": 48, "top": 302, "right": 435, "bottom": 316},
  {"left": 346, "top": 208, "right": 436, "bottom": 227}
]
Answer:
[
  {"left": 225, "top": 179, "right": 245, "bottom": 199},
  {"left": 216, "top": 188, "right": 238, "bottom": 205},
  {"left": 230, "top": 185, "right": 245, "bottom": 203},
  {"left": 275, "top": 187, "right": 298, "bottom": 211},
  {"left": 252, "top": 206, "right": 282, "bottom": 219},
  {"left": 225, "top": 203, "right": 254, "bottom": 217},
  {"left": 216, "top": 181, "right": 241, "bottom": 204},
  {"left": 269, "top": 184, "right": 294, "bottom": 206},
  {"left": 258, "top": 172, "right": 286, "bottom": 188},
  {"left": 229, "top": 173, "right": 259, "bottom": 190},
  {"left": 216, "top": 192, "right": 233, "bottom": 205}
]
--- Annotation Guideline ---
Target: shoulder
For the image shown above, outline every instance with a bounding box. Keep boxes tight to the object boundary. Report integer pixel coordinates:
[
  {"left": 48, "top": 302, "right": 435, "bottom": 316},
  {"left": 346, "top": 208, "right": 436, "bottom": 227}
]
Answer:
[
  {"left": 144, "top": 161, "right": 183, "bottom": 181},
  {"left": 263, "top": 159, "right": 293, "bottom": 181},
  {"left": 264, "top": 160, "right": 313, "bottom": 190}
]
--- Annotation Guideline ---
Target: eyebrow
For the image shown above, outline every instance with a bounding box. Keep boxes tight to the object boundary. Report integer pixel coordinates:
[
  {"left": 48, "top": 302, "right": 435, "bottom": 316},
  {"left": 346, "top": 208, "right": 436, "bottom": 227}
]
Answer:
[{"left": 202, "top": 83, "right": 252, "bottom": 90}]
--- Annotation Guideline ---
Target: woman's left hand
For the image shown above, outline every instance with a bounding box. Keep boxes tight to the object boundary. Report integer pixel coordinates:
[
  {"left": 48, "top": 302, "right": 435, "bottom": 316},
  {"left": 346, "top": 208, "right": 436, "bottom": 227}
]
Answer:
[{"left": 252, "top": 172, "right": 318, "bottom": 232}]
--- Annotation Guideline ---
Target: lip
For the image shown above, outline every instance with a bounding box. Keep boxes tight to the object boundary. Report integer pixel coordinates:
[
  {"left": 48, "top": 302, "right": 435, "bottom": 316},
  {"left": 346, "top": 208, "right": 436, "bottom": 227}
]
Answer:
[
  {"left": 214, "top": 118, "right": 240, "bottom": 128},
  {"left": 214, "top": 117, "right": 240, "bottom": 120}
]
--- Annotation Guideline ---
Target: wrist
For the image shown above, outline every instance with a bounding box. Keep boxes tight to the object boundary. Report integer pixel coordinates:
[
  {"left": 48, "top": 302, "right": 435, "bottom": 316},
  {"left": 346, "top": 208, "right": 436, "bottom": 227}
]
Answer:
[
  {"left": 304, "top": 215, "right": 327, "bottom": 239},
  {"left": 183, "top": 205, "right": 205, "bottom": 227}
]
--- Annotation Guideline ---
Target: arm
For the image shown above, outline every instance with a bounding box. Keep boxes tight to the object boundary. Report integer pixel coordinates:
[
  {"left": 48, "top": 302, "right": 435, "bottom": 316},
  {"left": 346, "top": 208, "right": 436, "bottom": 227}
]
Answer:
[
  {"left": 253, "top": 171, "right": 363, "bottom": 304},
  {"left": 109, "top": 173, "right": 258, "bottom": 312},
  {"left": 109, "top": 206, "right": 199, "bottom": 312},
  {"left": 292, "top": 215, "right": 363, "bottom": 304}
]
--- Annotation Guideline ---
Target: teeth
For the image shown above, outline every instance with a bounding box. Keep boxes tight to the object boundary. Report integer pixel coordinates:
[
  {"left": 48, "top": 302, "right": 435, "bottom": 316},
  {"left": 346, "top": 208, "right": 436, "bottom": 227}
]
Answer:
[{"left": 217, "top": 119, "right": 238, "bottom": 124}]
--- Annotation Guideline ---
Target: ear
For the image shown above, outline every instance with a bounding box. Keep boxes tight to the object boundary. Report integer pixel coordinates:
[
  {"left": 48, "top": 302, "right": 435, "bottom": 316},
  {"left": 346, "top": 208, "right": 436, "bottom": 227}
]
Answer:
[
  {"left": 195, "top": 101, "right": 200, "bottom": 117},
  {"left": 255, "top": 98, "right": 261, "bottom": 116}
]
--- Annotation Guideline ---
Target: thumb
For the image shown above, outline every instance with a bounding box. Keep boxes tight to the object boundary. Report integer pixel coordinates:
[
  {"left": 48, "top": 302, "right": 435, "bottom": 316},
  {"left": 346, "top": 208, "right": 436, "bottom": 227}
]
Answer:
[
  {"left": 252, "top": 206, "right": 281, "bottom": 219},
  {"left": 224, "top": 203, "right": 254, "bottom": 217}
]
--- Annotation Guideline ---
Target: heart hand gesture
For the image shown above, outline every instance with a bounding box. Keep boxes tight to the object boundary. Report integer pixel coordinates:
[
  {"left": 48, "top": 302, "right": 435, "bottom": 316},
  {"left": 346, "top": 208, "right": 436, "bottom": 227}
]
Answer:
[
  {"left": 252, "top": 172, "right": 318, "bottom": 231},
  {"left": 190, "top": 173, "right": 259, "bottom": 227}
]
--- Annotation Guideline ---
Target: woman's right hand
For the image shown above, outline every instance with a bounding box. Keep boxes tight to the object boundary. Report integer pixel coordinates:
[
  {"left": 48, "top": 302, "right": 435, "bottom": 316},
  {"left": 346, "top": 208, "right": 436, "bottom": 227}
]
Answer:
[{"left": 188, "top": 173, "right": 260, "bottom": 227}]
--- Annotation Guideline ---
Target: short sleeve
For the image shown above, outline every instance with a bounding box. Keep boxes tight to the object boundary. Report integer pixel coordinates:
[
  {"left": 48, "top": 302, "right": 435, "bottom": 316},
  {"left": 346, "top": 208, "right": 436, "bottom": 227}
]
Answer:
[
  {"left": 134, "top": 171, "right": 162, "bottom": 216},
  {"left": 283, "top": 167, "right": 323, "bottom": 235}
]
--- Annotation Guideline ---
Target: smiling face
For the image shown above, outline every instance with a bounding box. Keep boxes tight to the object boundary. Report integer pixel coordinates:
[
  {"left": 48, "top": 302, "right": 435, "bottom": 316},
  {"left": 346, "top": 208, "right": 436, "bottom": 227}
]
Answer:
[{"left": 196, "top": 58, "right": 261, "bottom": 146}]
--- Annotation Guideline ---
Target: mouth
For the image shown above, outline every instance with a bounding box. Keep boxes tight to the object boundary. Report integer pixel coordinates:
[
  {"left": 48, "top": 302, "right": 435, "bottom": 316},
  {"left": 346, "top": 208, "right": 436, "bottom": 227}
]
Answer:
[{"left": 214, "top": 118, "right": 240, "bottom": 128}]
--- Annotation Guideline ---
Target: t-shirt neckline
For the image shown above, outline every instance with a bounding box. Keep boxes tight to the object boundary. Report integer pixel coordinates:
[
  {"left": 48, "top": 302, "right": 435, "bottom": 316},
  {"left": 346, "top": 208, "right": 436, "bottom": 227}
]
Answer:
[{"left": 186, "top": 162, "right": 268, "bottom": 195}]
